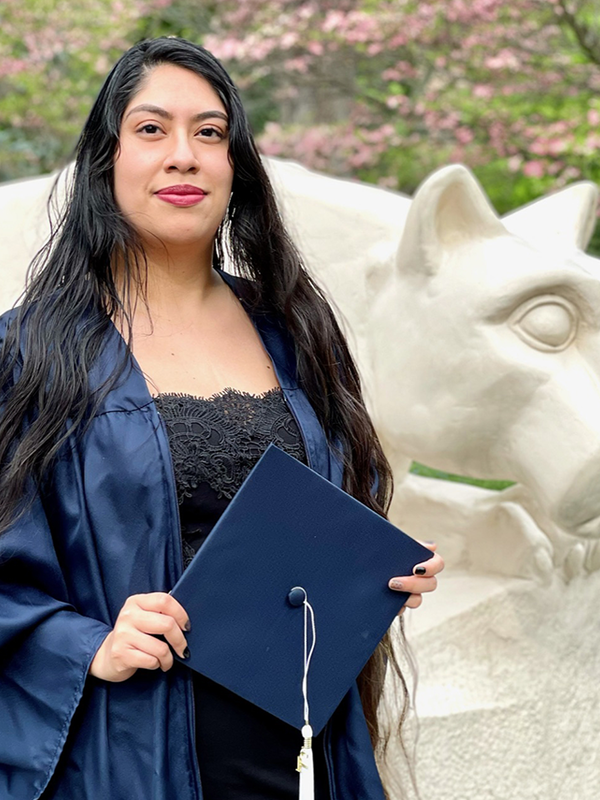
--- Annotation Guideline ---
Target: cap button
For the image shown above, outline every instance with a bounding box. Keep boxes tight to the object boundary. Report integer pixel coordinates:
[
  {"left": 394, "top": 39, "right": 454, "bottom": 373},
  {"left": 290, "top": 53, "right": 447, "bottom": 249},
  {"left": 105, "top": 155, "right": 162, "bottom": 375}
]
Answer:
[{"left": 287, "top": 586, "right": 306, "bottom": 607}]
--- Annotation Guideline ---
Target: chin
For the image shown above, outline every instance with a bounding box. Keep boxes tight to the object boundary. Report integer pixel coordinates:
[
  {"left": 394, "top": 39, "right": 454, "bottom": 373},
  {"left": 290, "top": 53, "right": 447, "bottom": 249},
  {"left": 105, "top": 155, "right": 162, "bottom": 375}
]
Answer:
[{"left": 141, "top": 225, "right": 219, "bottom": 252}]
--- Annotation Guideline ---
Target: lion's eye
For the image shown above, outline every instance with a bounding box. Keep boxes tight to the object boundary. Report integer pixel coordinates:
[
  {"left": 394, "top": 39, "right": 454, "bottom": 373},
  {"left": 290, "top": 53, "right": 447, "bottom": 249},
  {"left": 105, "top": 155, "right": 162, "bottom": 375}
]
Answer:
[{"left": 510, "top": 296, "right": 577, "bottom": 352}]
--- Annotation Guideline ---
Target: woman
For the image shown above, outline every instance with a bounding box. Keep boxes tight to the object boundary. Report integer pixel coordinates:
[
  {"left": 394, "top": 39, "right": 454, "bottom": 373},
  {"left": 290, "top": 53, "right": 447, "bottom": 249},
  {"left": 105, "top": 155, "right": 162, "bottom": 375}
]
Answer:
[{"left": 0, "top": 37, "right": 443, "bottom": 800}]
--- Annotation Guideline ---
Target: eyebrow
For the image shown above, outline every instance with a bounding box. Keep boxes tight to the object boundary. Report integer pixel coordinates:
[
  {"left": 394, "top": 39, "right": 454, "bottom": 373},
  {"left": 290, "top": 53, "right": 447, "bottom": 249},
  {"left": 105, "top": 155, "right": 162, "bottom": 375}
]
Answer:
[{"left": 124, "top": 104, "right": 229, "bottom": 125}]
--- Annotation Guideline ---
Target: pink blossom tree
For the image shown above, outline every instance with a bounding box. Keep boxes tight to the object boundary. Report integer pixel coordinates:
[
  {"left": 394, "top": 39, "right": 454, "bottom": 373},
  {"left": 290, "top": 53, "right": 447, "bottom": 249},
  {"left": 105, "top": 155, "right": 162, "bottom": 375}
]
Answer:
[
  {"left": 2, "top": 0, "right": 600, "bottom": 228},
  {"left": 195, "top": 0, "right": 600, "bottom": 209},
  {"left": 0, "top": 0, "right": 171, "bottom": 177}
]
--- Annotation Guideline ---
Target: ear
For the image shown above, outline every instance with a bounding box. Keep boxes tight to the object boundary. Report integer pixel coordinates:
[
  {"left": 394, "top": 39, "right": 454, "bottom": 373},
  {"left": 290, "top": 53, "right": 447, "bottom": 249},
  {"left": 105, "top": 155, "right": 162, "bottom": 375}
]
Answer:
[
  {"left": 502, "top": 182, "right": 599, "bottom": 252},
  {"left": 396, "top": 164, "right": 506, "bottom": 276}
]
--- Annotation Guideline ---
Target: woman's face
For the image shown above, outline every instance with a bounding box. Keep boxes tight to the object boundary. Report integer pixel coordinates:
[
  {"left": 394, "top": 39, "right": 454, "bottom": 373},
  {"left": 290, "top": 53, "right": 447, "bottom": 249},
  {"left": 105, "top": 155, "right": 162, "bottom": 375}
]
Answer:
[{"left": 113, "top": 63, "right": 234, "bottom": 257}]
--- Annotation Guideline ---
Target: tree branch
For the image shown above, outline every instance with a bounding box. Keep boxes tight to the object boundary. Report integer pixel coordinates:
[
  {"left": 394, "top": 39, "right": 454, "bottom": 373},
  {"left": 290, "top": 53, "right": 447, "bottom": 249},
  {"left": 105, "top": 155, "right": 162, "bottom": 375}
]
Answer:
[{"left": 555, "top": 0, "right": 600, "bottom": 66}]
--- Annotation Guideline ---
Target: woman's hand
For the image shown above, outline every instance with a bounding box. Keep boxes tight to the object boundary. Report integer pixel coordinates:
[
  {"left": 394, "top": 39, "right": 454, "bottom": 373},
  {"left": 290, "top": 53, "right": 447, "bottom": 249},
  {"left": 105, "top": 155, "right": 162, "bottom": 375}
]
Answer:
[
  {"left": 89, "top": 592, "right": 191, "bottom": 682},
  {"left": 388, "top": 542, "right": 444, "bottom": 612}
]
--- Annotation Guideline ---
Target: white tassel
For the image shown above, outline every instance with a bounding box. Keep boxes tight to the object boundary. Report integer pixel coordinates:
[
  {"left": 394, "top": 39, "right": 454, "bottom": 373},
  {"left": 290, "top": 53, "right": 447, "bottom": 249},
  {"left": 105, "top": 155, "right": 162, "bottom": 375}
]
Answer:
[
  {"left": 291, "top": 586, "right": 317, "bottom": 800},
  {"left": 297, "top": 724, "right": 314, "bottom": 800}
]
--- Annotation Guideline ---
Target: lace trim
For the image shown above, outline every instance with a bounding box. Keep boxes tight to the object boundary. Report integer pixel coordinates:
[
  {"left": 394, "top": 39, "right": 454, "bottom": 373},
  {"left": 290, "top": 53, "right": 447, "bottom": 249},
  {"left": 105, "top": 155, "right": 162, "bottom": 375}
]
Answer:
[
  {"left": 154, "top": 386, "right": 307, "bottom": 505},
  {"left": 154, "top": 386, "right": 283, "bottom": 403}
]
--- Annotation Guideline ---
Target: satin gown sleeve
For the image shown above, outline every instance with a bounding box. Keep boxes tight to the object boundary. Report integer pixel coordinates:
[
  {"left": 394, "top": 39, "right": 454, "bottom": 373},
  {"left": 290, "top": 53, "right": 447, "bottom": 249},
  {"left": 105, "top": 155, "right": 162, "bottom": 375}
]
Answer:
[{"left": 0, "top": 483, "right": 112, "bottom": 797}]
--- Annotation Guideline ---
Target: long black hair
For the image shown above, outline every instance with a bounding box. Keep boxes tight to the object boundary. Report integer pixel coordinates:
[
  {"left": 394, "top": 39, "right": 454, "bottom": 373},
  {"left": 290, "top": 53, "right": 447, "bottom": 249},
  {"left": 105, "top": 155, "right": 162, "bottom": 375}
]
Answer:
[{"left": 0, "top": 37, "right": 414, "bottom": 794}]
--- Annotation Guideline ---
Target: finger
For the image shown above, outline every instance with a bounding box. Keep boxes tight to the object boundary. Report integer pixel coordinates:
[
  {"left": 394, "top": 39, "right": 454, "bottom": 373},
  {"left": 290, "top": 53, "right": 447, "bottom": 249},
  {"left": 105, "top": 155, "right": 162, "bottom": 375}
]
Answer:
[
  {"left": 116, "top": 647, "right": 162, "bottom": 672},
  {"left": 388, "top": 575, "right": 438, "bottom": 594},
  {"left": 418, "top": 540, "right": 438, "bottom": 552},
  {"left": 130, "top": 651, "right": 163, "bottom": 671},
  {"left": 161, "top": 621, "right": 188, "bottom": 661},
  {"left": 396, "top": 594, "right": 423, "bottom": 615},
  {"left": 118, "top": 609, "right": 188, "bottom": 657},
  {"left": 129, "top": 592, "right": 191, "bottom": 632},
  {"left": 404, "top": 593, "right": 423, "bottom": 609},
  {"left": 412, "top": 552, "right": 445, "bottom": 576},
  {"left": 126, "top": 631, "right": 175, "bottom": 672}
]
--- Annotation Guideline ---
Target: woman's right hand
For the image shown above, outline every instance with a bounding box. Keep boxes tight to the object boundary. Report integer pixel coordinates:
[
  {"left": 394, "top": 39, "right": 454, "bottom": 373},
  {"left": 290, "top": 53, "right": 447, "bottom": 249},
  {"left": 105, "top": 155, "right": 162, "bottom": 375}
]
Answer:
[{"left": 89, "top": 592, "right": 190, "bottom": 682}]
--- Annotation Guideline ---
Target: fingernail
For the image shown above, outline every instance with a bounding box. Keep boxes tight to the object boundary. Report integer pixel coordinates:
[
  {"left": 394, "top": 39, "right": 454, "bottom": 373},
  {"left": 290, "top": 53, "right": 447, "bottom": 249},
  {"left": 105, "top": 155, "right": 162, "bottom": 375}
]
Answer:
[
  {"left": 182, "top": 647, "right": 190, "bottom": 660},
  {"left": 184, "top": 620, "right": 191, "bottom": 632},
  {"left": 414, "top": 566, "right": 427, "bottom": 576},
  {"left": 388, "top": 579, "right": 403, "bottom": 591},
  {"left": 425, "top": 540, "right": 436, "bottom": 545}
]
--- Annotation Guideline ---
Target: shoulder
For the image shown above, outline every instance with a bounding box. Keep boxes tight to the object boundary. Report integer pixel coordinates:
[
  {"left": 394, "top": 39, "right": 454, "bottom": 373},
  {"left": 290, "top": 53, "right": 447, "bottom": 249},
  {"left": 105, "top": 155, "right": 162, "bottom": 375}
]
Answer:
[
  {"left": 219, "top": 268, "right": 287, "bottom": 327},
  {"left": 0, "top": 305, "right": 21, "bottom": 340},
  {"left": 218, "top": 269, "right": 262, "bottom": 308},
  {"left": 0, "top": 295, "right": 98, "bottom": 345},
  {"left": 0, "top": 306, "right": 26, "bottom": 380}
]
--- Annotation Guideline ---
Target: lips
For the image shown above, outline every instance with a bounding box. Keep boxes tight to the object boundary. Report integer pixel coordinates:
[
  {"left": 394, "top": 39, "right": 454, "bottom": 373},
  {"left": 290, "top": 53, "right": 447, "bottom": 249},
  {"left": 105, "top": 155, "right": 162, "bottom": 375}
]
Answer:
[
  {"left": 155, "top": 184, "right": 207, "bottom": 206},
  {"left": 156, "top": 185, "right": 206, "bottom": 196}
]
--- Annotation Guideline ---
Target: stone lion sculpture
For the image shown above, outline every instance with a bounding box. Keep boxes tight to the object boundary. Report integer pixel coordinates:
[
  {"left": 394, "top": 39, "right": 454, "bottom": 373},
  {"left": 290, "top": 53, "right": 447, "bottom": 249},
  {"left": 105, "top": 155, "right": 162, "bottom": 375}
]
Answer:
[
  {"left": 265, "top": 161, "right": 600, "bottom": 798},
  {"left": 266, "top": 159, "right": 600, "bottom": 580}
]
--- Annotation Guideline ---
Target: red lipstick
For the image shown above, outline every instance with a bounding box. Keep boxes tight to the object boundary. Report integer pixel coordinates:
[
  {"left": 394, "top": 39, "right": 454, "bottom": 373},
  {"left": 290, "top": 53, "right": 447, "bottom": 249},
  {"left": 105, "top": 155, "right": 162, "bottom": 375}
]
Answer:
[{"left": 155, "top": 184, "right": 207, "bottom": 207}]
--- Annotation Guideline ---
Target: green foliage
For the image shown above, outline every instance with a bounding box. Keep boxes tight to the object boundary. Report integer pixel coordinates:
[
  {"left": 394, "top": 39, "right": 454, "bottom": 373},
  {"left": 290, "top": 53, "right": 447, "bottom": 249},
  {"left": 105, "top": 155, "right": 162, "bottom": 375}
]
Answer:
[
  {"left": 132, "top": 0, "right": 215, "bottom": 42},
  {"left": 0, "top": 0, "right": 199, "bottom": 180},
  {"left": 409, "top": 462, "right": 515, "bottom": 491}
]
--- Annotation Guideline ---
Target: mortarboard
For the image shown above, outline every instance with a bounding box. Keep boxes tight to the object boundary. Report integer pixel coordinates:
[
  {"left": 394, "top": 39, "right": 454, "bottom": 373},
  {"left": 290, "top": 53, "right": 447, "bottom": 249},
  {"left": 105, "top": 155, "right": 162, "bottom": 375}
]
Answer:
[{"left": 170, "top": 444, "right": 433, "bottom": 797}]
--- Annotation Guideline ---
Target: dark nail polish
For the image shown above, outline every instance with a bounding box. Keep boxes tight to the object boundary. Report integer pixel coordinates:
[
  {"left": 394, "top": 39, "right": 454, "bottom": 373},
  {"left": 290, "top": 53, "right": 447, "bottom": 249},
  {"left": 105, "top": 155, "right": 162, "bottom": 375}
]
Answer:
[
  {"left": 183, "top": 647, "right": 190, "bottom": 660},
  {"left": 414, "top": 566, "right": 427, "bottom": 576},
  {"left": 184, "top": 620, "right": 191, "bottom": 632}
]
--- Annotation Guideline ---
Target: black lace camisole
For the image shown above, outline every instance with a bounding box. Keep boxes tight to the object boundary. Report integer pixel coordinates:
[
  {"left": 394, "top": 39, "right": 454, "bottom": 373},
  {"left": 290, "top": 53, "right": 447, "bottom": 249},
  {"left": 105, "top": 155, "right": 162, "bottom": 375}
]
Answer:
[{"left": 154, "top": 387, "right": 331, "bottom": 800}]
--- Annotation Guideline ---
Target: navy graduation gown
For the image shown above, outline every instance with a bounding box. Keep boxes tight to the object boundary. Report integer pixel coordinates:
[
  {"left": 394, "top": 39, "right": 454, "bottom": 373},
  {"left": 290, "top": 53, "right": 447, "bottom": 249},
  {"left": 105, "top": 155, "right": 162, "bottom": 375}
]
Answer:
[{"left": 0, "top": 273, "right": 386, "bottom": 800}]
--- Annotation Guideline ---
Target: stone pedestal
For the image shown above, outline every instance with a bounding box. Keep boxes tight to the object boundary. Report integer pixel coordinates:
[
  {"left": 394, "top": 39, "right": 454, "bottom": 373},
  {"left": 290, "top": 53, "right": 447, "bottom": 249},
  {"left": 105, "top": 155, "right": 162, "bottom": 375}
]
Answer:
[{"left": 383, "top": 568, "right": 600, "bottom": 799}]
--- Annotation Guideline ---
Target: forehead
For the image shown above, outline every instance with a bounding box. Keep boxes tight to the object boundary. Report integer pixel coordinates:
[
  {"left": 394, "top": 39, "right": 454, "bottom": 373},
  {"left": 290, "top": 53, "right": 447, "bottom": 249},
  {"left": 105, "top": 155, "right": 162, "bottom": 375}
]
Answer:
[{"left": 125, "top": 63, "right": 226, "bottom": 113}]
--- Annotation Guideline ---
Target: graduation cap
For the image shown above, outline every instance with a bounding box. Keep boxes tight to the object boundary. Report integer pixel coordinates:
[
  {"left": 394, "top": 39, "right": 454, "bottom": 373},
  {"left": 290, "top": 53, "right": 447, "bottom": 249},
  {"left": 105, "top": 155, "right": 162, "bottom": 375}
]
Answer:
[{"left": 170, "top": 444, "right": 433, "bottom": 798}]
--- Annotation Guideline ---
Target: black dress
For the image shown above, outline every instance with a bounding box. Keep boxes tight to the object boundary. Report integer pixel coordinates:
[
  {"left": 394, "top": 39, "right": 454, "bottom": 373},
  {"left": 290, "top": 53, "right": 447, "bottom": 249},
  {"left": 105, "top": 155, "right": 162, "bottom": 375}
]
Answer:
[{"left": 154, "top": 387, "right": 331, "bottom": 800}]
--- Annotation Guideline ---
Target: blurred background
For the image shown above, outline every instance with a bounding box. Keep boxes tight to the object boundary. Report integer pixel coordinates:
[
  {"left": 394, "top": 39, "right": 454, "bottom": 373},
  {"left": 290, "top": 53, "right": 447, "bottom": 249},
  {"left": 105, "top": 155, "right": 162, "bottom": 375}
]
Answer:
[
  {"left": 3, "top": 0, "right": 600, "bottom": 489},
  {"left": 2, "top": 0, "right": 600, "bottom": 249}
]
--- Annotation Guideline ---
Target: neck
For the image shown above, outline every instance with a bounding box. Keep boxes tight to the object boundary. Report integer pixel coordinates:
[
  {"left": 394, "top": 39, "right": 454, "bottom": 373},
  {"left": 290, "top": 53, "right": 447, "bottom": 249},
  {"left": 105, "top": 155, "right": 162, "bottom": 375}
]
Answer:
[{"left": 113, "top": 242, "right": 222, "bottom": 323}]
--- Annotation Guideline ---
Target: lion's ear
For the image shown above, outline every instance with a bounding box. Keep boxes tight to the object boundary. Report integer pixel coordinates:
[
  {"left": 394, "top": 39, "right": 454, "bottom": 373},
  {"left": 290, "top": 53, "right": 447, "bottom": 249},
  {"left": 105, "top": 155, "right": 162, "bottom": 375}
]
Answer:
[
  {"left": 503, "top": 182, "right": 599, "bottom": 252},
  {"left": 396, "top": 164, "right": 506, "bottom": 276}
]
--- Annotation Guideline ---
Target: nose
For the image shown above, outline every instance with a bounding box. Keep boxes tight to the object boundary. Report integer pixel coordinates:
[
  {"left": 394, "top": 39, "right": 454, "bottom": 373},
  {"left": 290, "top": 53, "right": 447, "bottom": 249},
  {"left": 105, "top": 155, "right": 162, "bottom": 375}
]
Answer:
[{"left": 164, "top": 131, "right": 200, "bottom": 173}]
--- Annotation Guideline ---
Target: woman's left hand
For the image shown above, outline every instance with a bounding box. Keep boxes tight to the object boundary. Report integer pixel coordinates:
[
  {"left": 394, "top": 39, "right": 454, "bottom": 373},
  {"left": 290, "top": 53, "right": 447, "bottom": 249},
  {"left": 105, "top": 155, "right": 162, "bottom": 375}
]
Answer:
[{"left": 388, "top": 541, "right": 444, "bottom": 612}]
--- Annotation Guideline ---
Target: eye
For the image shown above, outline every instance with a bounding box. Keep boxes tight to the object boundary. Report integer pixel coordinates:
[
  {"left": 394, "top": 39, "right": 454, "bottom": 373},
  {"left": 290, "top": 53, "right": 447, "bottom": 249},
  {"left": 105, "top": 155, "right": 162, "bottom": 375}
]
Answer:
[
  {"left": 137, "top": 124, "right": 163, "bottom": 135},
  {"left": 509, "top": 295, "right": 577, "bottom": 352},
  {"left": 197, "top": 126, "right": 225, "bottom": 140}
]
